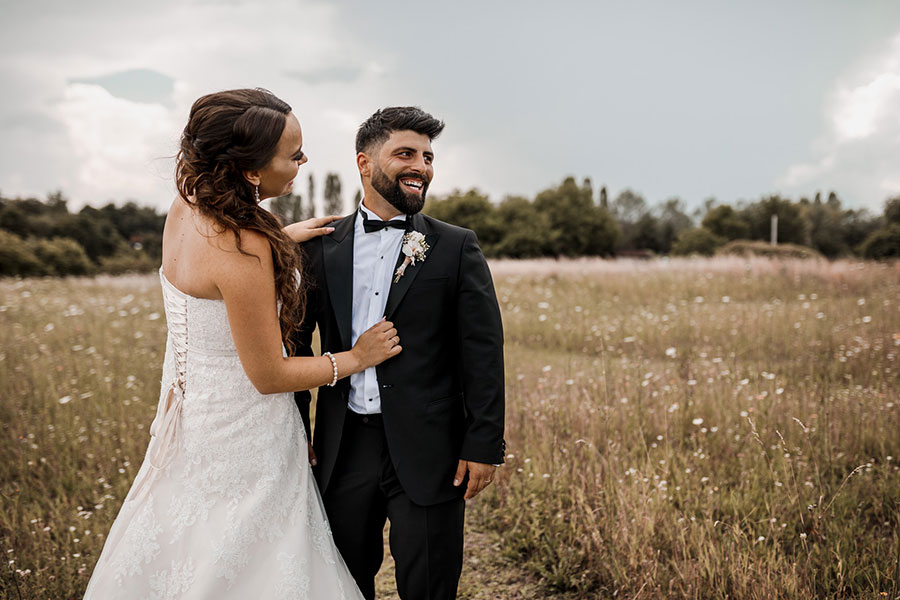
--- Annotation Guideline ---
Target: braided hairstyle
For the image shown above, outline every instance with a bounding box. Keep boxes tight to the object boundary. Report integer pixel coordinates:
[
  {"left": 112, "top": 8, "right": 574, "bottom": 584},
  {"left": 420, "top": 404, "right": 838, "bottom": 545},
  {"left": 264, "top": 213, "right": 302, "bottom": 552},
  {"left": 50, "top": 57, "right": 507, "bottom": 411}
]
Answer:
[{"left": 175, "top": 88, "right": 305, "bottom": 353}]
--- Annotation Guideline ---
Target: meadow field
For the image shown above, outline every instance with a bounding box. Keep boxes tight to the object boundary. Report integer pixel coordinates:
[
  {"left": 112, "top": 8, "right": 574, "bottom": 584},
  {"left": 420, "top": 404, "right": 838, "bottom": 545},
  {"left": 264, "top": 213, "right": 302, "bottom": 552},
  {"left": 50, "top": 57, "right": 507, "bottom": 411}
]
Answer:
[{"left": 2, "top": 256, "right": 899, "bottom": 599}]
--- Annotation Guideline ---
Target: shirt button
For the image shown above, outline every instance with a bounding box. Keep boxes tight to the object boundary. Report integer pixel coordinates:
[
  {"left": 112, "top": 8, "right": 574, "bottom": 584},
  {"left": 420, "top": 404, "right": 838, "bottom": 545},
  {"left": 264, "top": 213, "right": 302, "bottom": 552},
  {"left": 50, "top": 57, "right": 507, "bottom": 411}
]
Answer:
[
  {"left": 368, "top": 398, "right": 373, "bottom": 402},
  {"left": 375, "top": 292, "right": 379, "bottom": 296}
]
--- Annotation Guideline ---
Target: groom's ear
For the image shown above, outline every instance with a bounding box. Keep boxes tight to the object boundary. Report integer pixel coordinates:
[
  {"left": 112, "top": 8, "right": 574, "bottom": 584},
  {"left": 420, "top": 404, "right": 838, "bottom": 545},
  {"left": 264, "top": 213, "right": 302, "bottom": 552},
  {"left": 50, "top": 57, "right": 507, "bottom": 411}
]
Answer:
[
  {"left": 243, "top": 170, "right": 262, "bottom": 187},
  {"left": 356, "top": 152, "right": 370, "bottom": 178}
]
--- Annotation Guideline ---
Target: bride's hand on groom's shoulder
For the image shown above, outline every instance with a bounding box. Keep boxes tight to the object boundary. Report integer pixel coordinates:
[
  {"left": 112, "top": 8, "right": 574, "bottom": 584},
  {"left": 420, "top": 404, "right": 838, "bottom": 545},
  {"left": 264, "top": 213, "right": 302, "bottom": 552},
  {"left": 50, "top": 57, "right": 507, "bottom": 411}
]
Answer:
[{"left": 283, "top": 216, "right": 341, "bottom": 243}]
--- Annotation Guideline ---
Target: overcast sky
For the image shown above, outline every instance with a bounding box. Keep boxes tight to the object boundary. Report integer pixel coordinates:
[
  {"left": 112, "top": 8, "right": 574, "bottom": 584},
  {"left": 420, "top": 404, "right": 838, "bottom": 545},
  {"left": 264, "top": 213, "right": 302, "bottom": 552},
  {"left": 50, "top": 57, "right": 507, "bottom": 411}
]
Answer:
[{"left": 2, "top": 0, "right": 899, "bottom": 215}]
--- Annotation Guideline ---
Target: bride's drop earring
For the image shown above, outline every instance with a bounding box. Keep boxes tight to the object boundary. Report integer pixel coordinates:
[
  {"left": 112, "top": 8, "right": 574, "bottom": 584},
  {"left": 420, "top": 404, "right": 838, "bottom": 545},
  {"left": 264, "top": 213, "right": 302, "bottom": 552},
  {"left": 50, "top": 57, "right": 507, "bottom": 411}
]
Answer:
[{"left": 254, "top": 185, "right": 260, "bottom": 203}]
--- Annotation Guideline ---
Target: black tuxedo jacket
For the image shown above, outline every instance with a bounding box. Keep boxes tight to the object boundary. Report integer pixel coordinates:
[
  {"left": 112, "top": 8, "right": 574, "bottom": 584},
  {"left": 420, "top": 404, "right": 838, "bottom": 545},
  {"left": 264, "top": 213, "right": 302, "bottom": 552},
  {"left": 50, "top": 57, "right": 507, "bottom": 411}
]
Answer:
[{"left": 292, "top": 211, "right": 505, "bottom": 506}]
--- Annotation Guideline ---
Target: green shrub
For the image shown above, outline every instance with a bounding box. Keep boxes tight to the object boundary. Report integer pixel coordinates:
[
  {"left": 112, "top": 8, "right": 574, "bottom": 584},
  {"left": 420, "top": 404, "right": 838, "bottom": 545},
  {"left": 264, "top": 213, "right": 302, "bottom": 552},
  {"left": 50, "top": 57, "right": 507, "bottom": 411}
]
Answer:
[
  {"left": 670, "top": 227, "right": 725, "bottom": 256},
  {"left": 716, "top": 239, "right": 822, "bottom": 259},
  {"left": 859, "top": 224, "right": 900, "bottom": 260},
  {"left": 29, "top": 237, "right": 95, "bottom": 276},
  {"left": 0, "top": 230, "right": 45, "bottom": 276}
]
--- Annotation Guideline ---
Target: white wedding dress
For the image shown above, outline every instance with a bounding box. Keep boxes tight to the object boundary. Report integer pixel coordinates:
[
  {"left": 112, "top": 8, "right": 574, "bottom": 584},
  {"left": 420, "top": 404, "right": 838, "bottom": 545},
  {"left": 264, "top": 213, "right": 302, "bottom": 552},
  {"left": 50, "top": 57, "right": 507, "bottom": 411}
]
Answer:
[{"left": 83, "top": 270, "right": 362, "bottom": 599}]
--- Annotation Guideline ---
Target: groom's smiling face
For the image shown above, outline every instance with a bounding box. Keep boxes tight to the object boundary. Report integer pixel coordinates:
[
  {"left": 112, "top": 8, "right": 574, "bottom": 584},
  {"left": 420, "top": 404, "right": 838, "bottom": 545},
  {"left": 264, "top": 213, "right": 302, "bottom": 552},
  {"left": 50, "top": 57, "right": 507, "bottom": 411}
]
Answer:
[{"left": 366, "top": 130, "right": 434, "bottom": 216}]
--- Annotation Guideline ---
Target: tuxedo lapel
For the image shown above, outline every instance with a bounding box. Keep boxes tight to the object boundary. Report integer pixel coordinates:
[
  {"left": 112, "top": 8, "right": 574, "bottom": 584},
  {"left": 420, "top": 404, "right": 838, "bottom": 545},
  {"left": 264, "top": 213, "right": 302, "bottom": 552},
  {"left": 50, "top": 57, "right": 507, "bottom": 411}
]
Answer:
[
  {"left": 384, "top": 213, "right": 440, "bottom": 320},
  {"left": 322, "top": 214, "right": 355, "bottom": 350}
]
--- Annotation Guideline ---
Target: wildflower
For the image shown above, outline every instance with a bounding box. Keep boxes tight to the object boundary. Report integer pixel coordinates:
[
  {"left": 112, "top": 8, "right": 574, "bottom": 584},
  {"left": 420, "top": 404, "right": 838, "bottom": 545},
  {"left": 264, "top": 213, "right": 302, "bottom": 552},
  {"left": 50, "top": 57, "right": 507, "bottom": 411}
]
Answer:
[
  {"left": 692, "top": 418, "right": 704, "bottom": 425},
  {"left": 665, "top": 347, "right": 677, "bottom": 358},
  {"left": 58, "top": 396, "right": 72, "bottom": 405}
]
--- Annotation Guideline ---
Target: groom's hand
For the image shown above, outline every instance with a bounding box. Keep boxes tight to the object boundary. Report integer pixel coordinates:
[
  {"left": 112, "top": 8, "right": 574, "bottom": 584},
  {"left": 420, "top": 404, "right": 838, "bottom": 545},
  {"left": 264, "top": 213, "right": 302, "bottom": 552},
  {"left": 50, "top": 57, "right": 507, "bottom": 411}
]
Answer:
[
  {"left": 307, "top": 442, "right": 317, "bottom": 467},
  {"left": 453, "top": 460, "right": 495, "bottom": 500}
]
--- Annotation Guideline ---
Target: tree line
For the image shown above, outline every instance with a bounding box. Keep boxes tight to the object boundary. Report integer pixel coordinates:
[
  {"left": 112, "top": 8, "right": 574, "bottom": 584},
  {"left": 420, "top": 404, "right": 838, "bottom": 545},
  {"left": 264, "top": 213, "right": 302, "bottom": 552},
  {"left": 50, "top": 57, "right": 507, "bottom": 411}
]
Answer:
[
  {"left": 425, "top": 177, "right": 899, "bottom": 260},
  {"left": 0, "top": 191, "right": 165, "bottom": 277},
  {"left": 1, "top": 174, "right": 899, "bottom": 276}
]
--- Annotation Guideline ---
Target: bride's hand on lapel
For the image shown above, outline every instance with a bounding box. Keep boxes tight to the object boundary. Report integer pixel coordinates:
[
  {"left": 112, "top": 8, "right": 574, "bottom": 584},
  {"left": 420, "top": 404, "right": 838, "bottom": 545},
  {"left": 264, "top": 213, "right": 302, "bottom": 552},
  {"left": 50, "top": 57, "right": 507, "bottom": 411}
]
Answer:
[
  {"left": 283, "top": 215, "right": 341, "bottom": 243},
  {"left": 351, "top": 318, "right": 402, "bottom": 368}
]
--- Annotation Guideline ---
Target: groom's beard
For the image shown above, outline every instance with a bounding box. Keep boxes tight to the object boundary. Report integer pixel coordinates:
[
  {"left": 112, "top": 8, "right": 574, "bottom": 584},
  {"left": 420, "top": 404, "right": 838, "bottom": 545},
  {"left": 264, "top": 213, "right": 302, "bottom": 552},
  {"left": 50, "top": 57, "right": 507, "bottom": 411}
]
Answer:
[{"left": 371, "top": 166, "right": 428, "bottom": 215}]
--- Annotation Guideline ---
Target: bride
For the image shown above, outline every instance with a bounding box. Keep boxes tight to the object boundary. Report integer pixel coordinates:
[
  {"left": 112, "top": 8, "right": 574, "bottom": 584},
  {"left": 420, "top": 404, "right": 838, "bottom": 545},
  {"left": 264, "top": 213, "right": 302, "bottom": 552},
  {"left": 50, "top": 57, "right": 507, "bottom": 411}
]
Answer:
[{"left": 83, "top": 88, "right": 401, "bottom": 599}]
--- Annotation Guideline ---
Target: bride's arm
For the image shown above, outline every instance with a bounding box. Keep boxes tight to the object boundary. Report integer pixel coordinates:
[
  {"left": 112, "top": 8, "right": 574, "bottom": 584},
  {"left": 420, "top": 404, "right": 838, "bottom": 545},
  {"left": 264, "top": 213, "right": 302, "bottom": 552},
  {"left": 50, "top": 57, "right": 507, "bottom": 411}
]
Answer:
[{"left": 213, "top": 229, "right": 399, "bottom": 395}]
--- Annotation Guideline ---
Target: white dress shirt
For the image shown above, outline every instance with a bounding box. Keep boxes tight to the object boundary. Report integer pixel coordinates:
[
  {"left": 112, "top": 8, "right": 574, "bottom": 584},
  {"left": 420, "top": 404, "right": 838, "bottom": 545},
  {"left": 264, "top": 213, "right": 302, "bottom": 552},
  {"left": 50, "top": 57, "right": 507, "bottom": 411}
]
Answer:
[{"left": 348, "top": 203, "right": 407, "bottom": 415}]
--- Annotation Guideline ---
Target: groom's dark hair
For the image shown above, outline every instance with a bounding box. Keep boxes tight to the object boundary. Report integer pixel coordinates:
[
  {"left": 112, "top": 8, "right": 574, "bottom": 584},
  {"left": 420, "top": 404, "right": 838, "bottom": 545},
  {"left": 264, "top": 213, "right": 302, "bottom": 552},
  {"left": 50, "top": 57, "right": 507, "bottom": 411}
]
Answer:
[{"left": 356, "top": 106, "right": 445, "bottom": 153}]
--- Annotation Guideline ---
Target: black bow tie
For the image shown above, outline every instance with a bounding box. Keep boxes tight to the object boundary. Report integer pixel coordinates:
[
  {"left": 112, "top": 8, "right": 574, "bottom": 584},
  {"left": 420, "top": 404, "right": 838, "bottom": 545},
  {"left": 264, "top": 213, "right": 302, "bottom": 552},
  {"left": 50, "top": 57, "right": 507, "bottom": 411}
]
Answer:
[{"left": 362, "top": 211, "right": 409, "bottom": 234}]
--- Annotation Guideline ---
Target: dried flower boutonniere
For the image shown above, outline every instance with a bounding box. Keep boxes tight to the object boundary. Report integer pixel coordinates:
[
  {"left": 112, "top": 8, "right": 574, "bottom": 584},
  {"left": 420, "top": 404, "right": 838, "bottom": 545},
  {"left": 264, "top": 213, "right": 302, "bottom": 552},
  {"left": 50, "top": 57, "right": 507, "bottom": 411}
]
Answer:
[{"left": 394, "top": 231, "right": 429, "bottom": 283}]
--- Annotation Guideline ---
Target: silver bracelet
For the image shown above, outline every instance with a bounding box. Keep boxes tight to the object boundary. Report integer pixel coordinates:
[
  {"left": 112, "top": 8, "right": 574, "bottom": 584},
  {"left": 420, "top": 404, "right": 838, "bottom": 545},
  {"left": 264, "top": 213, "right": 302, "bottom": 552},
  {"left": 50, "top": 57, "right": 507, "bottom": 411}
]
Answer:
[{"left": 323, "top": 352, "right": 338, "bottom": 387}]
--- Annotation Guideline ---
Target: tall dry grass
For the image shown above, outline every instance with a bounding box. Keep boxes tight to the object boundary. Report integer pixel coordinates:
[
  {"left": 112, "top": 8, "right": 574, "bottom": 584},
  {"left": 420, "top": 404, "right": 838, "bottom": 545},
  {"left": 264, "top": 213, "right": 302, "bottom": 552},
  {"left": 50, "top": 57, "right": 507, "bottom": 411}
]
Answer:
[
  {"left": 0, "top": 257, "right": 898, "bottom": 599},
  {"left": 481, "top": 257, "right": 900, "bottom": 598}
]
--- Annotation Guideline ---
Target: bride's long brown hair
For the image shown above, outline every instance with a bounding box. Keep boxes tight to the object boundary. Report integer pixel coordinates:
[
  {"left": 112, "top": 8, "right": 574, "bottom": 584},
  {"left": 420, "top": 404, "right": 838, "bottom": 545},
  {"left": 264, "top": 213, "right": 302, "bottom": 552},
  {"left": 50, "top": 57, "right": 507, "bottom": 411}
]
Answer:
[{"left": 175, "top": 88, "right": 305, "bottom": 353}]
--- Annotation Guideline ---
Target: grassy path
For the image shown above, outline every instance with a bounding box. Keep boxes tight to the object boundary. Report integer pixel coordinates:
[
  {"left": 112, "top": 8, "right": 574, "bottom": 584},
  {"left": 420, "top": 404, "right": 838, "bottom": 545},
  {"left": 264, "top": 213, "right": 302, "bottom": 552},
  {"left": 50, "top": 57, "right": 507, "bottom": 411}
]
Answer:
[{"left": 374, "top": 507, "right": 577, "bottom": 600}]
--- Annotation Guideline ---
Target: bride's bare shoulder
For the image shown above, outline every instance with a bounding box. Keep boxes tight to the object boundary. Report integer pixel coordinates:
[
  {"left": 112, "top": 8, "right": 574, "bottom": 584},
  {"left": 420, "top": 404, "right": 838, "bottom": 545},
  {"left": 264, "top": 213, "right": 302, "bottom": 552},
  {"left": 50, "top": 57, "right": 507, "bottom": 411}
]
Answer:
[
  {"left": 162, "top": 198, "right": 273, "bottom": 298},
  {"left": 166, "top": 198, "right": 268, "bottom": 258}
]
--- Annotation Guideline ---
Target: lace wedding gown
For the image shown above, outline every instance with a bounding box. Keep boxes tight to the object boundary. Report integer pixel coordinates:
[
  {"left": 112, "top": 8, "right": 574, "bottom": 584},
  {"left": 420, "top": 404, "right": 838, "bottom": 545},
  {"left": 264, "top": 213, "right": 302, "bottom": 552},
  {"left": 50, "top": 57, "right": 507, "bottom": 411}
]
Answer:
[{"left": 83, "top": 270, "right": 362, "bottom": 599}]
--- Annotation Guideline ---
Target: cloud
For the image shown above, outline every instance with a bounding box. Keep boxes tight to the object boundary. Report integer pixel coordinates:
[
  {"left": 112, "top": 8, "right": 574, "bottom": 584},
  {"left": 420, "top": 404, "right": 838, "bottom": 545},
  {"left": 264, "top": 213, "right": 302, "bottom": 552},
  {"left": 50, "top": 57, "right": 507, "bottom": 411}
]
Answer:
[
  {"left": 284, "top": 66, "right": 364, "bottom": 85},
  {"left": 69, "top": 68, "right": 176, "bottom": 108},
  {"left": 0, "top": 111, "right": 64, "bottom": 134},
  {"left": 0, "top": 0, "right": 384, "bottom": 211},
  {"left": 56, "top": 83, "right": 179, "bottom": 206},
  {"left": 777, "top": 32, "right": 900, "bottom": 209}
]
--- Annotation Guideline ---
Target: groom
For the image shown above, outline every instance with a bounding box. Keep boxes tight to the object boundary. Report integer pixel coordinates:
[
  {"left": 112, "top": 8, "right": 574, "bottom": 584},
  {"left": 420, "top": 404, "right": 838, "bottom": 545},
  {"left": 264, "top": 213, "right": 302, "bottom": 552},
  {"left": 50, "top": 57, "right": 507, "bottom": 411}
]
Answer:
[{"left": 293, "top": 106, "right": 505, "bottom": 599}]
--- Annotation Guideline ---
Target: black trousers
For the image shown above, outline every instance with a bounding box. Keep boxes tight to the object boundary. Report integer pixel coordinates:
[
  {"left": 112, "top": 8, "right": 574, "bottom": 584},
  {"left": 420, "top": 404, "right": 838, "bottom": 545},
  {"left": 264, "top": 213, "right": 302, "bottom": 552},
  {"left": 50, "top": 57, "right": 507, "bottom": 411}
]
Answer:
[{"left": 321, "top": 411, "right": 465, "bottom": 600}]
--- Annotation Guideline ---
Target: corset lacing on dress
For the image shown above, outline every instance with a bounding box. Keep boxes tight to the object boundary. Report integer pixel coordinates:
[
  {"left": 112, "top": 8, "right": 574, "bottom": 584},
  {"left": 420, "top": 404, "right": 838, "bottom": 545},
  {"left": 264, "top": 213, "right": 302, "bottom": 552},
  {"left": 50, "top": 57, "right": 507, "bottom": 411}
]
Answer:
[{"left": 127, "top": 271, "right": 188, "bottom": 503}]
